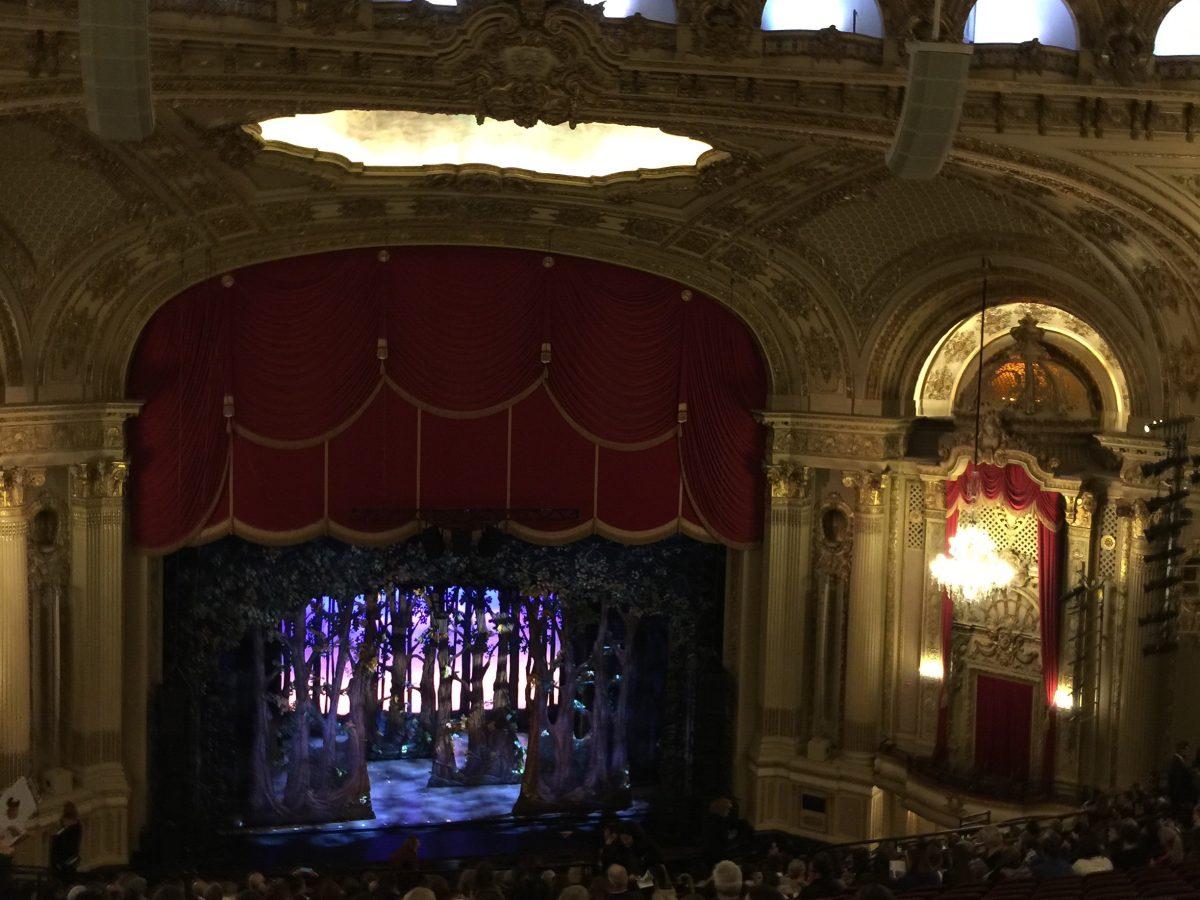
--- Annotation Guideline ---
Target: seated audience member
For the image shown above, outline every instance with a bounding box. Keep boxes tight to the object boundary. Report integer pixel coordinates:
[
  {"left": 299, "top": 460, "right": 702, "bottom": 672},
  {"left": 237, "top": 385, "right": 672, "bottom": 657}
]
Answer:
[
  {"left": 1029, "top": 832, "right": 1073, "bottom": 879},
  {"left": 801, "top": 852, "right": 843, "bottom": 899},
  {"left": 649, "top": 864, "right": 676, "bottom": 900},
  {"left": 854, "top": 887, "right": 896, "bottom": 900},
  {"left": 560, "top": 887, "right": 591, "bottom": 900},
  {"left": 1071, "top": 832, "right": 1113, "bottom": 875},
  {"left": 896, "top": 843, "right": 939, "bottom": 892},
  {"left": 1110, "top": 818, "right": 1150, "bottom": 870},
  {"left": 601, "top": 823, "right": 634, "bottom": 873},
  {"left": 780, "top": 859, "right": 806, "bottom": 897},
  {"left": 944, "top": 840, "right": 982, "bottom": 886},
  {"left": 1155, "top": 821, "right": 1185, "bottom": 864},
  {"left": 605, "top": 865, "right": 630, "bottom": 900},
  {"left": 710, "top": 860, "right": 744, "bottom": 900},
  {"left": 975, "top": 825, "right": 1005, "bottom": 870}
]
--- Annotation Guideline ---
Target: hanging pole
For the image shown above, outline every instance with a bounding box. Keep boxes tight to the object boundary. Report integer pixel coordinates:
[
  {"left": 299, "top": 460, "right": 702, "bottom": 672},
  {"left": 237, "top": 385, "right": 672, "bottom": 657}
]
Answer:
[
  {"left": 972, "top": 258, "right": 989, "bottom": 468},
  {"left": 931, "top": 0, "right": 943, "bottom": 41}
]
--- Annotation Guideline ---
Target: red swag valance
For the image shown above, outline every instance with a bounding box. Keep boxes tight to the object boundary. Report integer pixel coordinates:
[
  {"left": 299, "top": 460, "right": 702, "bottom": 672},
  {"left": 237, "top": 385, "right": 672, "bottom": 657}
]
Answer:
[{"left": 126, "top": 247, "right": 768, "bottom": 554}]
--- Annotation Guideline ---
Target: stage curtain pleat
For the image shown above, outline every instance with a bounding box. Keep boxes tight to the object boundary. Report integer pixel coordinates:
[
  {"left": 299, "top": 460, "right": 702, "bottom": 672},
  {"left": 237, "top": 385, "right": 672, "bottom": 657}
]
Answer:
[
  {"left": 127, "top": 279, "right": 232, "bottom": 553},
  {"left": 545, "top": 259, "right": 682, "bottom": 445},
  {"left": 327, "top": 390, "right": 419, "bottom": 536},
  {"left": 508, "top": 386, "right": 596, "bottom": 535},
  {"left": 680, "top": 298, "right": 767, "bottom": 547},
  {"left": 230, "top": 251, "right": 383, "bottom": 441},
  {"left": 384, "top": 247, "right": 545, "bottom": 411},
  {"left": 126, "top": 248, "right": 768, "bottom": 552}
]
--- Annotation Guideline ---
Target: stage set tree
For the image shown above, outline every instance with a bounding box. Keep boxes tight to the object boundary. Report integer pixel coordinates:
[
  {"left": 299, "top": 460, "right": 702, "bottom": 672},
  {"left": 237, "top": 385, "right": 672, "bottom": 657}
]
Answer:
[{"left": 163, "top": 534, "right": 718, "bottom": 826}]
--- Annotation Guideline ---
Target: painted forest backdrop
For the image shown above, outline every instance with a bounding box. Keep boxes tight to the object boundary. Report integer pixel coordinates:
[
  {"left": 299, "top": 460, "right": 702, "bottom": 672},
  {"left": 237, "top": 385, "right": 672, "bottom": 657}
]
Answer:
[{"left": 150, "top": 534, "right": 729, "bottom": 841}]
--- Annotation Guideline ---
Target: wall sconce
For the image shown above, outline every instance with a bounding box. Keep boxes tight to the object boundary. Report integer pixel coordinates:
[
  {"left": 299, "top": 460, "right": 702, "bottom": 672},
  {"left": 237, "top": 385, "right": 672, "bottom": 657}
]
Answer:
[
  {"left": 919, "top": 656, "right": 944, "bottom": 680},
  {"left": 1053, "top": 685, "right": 1074, "bottom": 710}
]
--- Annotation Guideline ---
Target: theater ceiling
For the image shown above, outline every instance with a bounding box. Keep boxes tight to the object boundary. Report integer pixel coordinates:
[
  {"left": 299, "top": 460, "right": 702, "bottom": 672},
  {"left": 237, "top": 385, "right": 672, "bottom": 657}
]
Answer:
[{"left": 0, "top": 0, "right": 1197, "bottom": 419}]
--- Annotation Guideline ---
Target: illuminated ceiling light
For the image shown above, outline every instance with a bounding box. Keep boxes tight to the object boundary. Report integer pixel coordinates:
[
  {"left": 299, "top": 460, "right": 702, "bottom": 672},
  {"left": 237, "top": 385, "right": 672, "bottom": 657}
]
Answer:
[
  {"left": 255, "top": 110, "right": 714, "bottom": 179},
  {"left": 930, "top": 525, "right": 1015, "bottom": 604}
]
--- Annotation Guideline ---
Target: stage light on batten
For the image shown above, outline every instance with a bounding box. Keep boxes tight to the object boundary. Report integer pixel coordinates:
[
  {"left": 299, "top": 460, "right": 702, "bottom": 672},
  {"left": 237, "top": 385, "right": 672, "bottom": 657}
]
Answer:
[{"left": 918, "top": 656, "right": 944, "bottom": 680}]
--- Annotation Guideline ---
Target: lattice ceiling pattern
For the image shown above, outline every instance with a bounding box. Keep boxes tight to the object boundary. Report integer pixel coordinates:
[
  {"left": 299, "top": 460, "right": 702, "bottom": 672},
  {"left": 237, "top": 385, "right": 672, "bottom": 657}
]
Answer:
[
  {"left": 793, "top": 176, "right": 1044, "bottom": 291},
  {"left": 0, "top": 121, "right": 125, "bottom": 266}
]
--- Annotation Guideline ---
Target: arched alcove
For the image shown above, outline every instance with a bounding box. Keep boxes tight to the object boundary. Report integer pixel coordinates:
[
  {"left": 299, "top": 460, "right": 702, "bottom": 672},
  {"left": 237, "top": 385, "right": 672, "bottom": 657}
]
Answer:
[
  {"left": 761, "top": 0, "right": 883, "bottom": 36},
  {"left": 1154, "top": 0, "right": 1200, "bottom": 55},
  {"left": 914, "top": 301, "right": 1129, "bottom": 432},
  {"left": 965, "top": 0, "right": 1078, "bottom": 49}
]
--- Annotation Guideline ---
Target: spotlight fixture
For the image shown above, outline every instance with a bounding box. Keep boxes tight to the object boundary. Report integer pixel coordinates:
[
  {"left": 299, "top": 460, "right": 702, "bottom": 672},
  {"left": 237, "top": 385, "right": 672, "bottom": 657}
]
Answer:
[
  {"left": 1144, "top": 545, "right": 1186, "bottom": 565},
  {"left": 1141, "top": 456, "right": 1191, "bottom": 479},
  {"left": 1144, "top": 515, "right": 1191, "bottom": 543}
]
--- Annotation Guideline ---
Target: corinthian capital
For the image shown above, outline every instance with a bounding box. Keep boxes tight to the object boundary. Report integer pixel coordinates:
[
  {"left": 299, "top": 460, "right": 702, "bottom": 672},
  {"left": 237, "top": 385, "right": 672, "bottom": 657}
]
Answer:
[
  {"left": 0, "top": 467, "right": 25, "bottom": 509},
  {"left": 70, "top": 459, "right": 129, "bottom": 500},
  {"left": 842, "top": 470, "right": 885, "bottom": 511},
  {"left": 765, "top": 461, "right": 811, "bottom": 501},
  {"left": 1065, "top": 491, "right": 1096, "bottom": 530}
]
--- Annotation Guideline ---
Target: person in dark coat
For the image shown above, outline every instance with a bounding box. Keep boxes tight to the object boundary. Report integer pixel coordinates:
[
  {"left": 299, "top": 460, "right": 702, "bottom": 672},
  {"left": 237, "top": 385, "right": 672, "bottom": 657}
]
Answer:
[
  {"left": 49, "top": 801, "right": 82, "bottom": 883},
  {"left": 1168, "top": 742, "right": 1198, "bottom": 821}
]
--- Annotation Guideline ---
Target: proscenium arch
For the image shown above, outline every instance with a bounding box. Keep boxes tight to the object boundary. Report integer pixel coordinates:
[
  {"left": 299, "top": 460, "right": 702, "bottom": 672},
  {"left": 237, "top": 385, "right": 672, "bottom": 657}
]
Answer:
[
  {"left": 913, "top": 301, "right": 1130, "bottom": 431},
  {"left": 858, "top": 259, "right": 1162, "bottom": 428},
  {"left": 90, "top": 229, "right": 815, "bottom": 405}
]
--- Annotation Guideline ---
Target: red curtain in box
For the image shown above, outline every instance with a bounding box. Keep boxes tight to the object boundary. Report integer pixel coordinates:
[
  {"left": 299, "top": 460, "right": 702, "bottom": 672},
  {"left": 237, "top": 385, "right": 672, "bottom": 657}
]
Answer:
[
  {"left": 126, "top": 247, "right": 768, "bottom": 553},
  {"left": 974, "top": 674, "right": 1034, "bottom": 782},
  {"left": 935, "top": 462, "right": 1063, "bottom": 784}
]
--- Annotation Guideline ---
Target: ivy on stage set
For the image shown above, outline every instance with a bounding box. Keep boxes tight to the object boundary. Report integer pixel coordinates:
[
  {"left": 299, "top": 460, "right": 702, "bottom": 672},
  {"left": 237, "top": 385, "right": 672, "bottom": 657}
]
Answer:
[{"left": 150, "top": 534, "right": 730, "bottom": 843}]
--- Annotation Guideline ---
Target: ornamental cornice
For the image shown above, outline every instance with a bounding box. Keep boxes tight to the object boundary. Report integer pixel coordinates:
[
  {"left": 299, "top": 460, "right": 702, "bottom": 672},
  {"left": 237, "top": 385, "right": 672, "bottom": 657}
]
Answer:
[
  {"left": 757, "top": 411, "right": 911, "bottom": 467},
  {"left": 0, "top": 402, "right": 141, "bottom": 465},
  {"left": 1095, "top": 432, "right": 1174, "bottom": 494},
  {"left": 841, "top": 469, "right": 886, "bottom": 512},
  {"left": 0, "top": 465, "right": 24, "bottom": 510}
]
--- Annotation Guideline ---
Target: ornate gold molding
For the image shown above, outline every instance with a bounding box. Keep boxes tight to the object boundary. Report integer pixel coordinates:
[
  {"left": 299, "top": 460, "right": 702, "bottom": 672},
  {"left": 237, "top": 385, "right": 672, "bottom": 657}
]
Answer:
[
  {"left": 842, "top": 470, "right": 886, "bottom": 512},
  {"left": 0, "top": 467, "right": 25, "bottom": 510},
  {"left": 765, "top": 461, "right": 811, "bottom": 501},
  {"left": 0, "top": 403, "right": 141, "bottom": 465},
  {"left": 759, "top": 412, "right": 911, "bottom": 467},
  {"left": 1065, "top": 491, "right": 1097, "bottom": 530},
  {"left": 69, "top": 459, "right": 129, "bottom": 501}
]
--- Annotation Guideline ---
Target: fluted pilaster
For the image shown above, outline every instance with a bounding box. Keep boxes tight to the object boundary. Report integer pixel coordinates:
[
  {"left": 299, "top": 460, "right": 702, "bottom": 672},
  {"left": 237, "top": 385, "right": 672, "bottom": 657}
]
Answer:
[
  {"left": 1115, "top": 503, "right": 1163, "bottom": 787},
  {"left": 0, "top": 467, "right": 31, "bottom": 787},
  {"left": 67, "top": 460, "right": 128, "bottom": 769},
  {"left": 842, "top": 472, "right": 889, "bottom": 756},
  {"left": 759, "top": 462, "right": 814, "bottom": 752}
]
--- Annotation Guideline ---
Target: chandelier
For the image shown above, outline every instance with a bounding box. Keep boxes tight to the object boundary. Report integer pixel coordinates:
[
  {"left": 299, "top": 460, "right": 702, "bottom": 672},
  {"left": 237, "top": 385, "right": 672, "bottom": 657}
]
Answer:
[
  {"left": 930, "top": 259, "right": 1015, "bottom": 604},
  {"left": 930, "top": 522, "right": 1015, "bottom": 604}
]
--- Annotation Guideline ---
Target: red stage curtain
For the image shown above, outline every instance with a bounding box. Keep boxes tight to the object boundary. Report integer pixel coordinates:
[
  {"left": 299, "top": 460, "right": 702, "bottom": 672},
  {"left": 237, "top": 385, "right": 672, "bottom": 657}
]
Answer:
[
  {"left": 126, "top": 248, "right": 768, "bottom": 553},
  {"left": 974, "top": 674, "right": 1034, "bottom": 782},
  {"left": 936, "top": 463, "right": 1063, "bottom": 784}
]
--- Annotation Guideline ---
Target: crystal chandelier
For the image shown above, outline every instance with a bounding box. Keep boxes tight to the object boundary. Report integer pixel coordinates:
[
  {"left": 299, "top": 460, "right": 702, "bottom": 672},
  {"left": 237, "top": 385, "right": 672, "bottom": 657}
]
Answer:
[
  {"left": 930, "top": 259, "right": 1015, "bottom": 604},
  {"left": 930, "top": 523, "right": 1015, "bottom": 604}
]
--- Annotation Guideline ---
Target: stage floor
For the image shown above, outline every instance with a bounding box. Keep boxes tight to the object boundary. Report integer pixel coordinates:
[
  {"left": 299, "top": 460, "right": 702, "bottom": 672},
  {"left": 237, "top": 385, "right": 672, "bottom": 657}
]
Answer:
[{"left": 225, "top": 758, "right": 650, "bottom": 868}]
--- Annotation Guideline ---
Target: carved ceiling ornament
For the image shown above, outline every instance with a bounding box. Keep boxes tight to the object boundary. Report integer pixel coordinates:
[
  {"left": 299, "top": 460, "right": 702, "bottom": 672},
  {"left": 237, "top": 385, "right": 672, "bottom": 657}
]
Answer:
[{"left": 443, "top": 1, "right": 619, "bottom": 129}]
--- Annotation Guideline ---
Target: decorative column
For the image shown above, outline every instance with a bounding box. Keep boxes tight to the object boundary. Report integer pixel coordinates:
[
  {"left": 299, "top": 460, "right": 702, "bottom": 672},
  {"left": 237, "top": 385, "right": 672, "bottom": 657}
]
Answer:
[
  {"left": 758, "top": 461, "right": 814, "bottom": 757},
  {"left": 1114, "top": 501, "right": 1163, "bottom": 788},
  {"left": 916, "top": 479, "right": 947, "bottom": 750},
  {"left": 0, "top": 468, "right": 31, "bottom": 788},
  {"left": 1058, "top": 491, "right": 1095, "bottom": 784},
  {"left": 67, "top": 458, "right": 130, "bottom": 863},
  {"left": 842, "top": 471, "right": 889, "bottom": 757}
]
